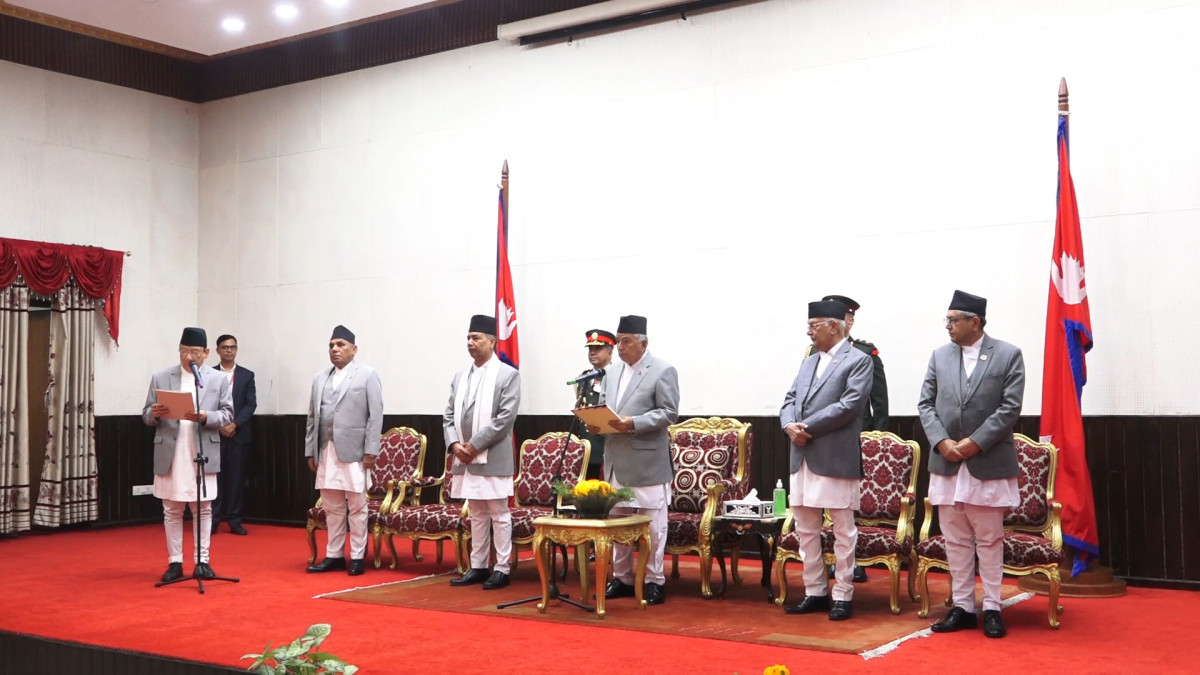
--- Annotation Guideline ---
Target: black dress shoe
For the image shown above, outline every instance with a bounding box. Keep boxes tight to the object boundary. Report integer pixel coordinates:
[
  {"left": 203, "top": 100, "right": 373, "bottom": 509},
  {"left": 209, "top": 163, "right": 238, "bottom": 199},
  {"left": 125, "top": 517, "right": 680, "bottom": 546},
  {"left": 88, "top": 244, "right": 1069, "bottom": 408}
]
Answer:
[
  {"left": 852, "top": 565, "right": 868, "bottom": 583},
  {"left": 983, "top": 610, "right": 1007, "bottom": 638},
  {"left": 783, "top": 594, "right": 831, "bottom": 614},
  {"left": 306, "top": 557, "right": 347, "bottom": 573},
  {"left": 450, "top": 568, "right": 490, "bottom": 586},
  {"left": 604, "top": 578, "right": 636, "bottom": 599},
  {"left": 644, "top": 583, "right": 666, "bottom": 605},
  {"left": 230, "top": 524, "right": 248, "bottom": 535},
  {"left": 194, "top": 562, "right": 217, "bottom": 580},
  {"left": 161, "top": 562, "right": 184, "bottom": 583},
  {"left": 482, "top": 571, "right": 511, "bottom": 590},
  {"left": 829, "top": 600, "right": 853, "bottom": 621},
  {"left": 347, "top": 559, "right": 365, "bottom": 576},
  {"left": 931, "top": 607, "right": 979, "bottom": 633}
]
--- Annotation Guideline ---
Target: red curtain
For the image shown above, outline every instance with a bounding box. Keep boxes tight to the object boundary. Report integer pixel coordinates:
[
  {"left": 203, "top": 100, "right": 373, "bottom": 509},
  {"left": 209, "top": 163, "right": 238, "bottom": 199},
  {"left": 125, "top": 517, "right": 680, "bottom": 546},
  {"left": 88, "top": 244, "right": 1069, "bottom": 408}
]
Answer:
[{"left": 0, "top": 238, "right": 124, "bottom": 344}]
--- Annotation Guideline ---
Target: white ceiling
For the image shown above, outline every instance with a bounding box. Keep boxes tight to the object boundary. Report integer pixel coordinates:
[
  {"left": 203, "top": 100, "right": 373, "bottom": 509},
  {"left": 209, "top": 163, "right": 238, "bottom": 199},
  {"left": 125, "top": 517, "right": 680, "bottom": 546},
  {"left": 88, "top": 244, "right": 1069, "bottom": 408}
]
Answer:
[{"left": 5, "top": 0, "right": 444, "bottom": 57}]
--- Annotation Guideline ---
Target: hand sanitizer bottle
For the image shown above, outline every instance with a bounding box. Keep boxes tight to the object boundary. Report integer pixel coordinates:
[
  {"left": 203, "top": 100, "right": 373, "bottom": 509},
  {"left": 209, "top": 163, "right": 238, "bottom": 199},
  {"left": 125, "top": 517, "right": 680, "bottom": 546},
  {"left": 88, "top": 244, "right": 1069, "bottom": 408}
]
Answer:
[{"left": 773, "top": 479, "right": 787, "bottom": 516}]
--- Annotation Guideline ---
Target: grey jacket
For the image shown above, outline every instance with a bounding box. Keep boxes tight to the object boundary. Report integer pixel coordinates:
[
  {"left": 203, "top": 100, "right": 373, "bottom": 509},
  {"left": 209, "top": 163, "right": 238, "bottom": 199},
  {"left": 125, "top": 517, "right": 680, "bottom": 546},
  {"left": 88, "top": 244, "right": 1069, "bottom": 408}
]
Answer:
[
  {"left": 918, "top": 334, "right": 1025, "bottom": 480},
  {"left": 780, "top": 340, "right": 873, "bottom": 479},
  {"left": 602, "top": 352, "right": 680, "bottom": 487},
  {"left": 142, "top": 365, "right": 234, "bottom": 476},
  {"left": 443, "top": 360, "right": 522, "bottom": 477},
  {"left": 304, "top": 361, "right": 385, "bottom": 463}
]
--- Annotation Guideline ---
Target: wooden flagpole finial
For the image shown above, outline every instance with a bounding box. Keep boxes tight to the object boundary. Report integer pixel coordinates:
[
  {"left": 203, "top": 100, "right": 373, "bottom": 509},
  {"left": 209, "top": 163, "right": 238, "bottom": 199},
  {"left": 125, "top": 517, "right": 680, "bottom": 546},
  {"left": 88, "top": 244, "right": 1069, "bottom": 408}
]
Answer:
[{"left": 1058, "top": 77, "right": 1069, "bottom": 116}]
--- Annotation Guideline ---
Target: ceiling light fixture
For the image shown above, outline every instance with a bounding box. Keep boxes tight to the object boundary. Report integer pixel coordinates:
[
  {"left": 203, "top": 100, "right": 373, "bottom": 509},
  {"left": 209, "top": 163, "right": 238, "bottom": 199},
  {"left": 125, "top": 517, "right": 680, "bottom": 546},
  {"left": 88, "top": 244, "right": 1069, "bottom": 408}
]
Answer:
[
  {"left": 221, "top": 17, "right": 246, "bottom": 32},
  {"left": 275, "top": 4, "right": 299, "bottom": 20}
]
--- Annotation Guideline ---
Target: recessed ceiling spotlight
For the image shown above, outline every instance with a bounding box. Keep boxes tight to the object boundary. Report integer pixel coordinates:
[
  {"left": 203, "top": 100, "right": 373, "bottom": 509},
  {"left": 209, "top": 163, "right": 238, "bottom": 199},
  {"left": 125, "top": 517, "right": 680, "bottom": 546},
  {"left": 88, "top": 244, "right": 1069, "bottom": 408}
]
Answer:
[
  {"left": 275, "top": 4, "right": 299, "bottom": 20},
  {"left": 221, "top": 17, "right": 246, "bottom": 32}
]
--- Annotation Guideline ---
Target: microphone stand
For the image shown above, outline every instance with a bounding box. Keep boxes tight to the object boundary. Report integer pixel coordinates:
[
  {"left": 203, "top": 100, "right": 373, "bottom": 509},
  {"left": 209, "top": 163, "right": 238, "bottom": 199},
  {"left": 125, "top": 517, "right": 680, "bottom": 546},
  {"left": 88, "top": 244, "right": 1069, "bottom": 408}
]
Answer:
[
  {"left": 157, "top": 365, "right": 240, "bottom": 594},
  {"left": 497, "top": 377, "right": 598, "bottom": 613}
]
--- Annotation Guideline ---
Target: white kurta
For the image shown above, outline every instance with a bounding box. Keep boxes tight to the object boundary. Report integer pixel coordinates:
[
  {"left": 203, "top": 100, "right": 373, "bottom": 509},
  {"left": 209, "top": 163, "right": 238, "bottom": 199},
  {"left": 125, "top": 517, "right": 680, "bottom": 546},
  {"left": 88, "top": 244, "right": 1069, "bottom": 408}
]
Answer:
[
  {"left": 928, "top": 467, "right": 1020, "bottom": 507},
  {"left": 316, "top": 440, "right": 368, "bottom": 493},
  {"left": 789, "top": 458, "right": 860, "bottom": 510},
  {"left": 153, "top": 369, "right": 218, "bottom": 502}
]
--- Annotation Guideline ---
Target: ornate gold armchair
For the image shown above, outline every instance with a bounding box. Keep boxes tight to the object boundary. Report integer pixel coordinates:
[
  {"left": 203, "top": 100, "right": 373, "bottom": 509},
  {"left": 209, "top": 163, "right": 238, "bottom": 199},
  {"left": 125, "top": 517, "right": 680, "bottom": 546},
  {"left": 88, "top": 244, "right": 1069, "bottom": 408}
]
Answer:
[
  {"left": 510, "top": 432, "right": 590, "bottom": 572},
  {"left": 376, "top": 450, "right": 470, "bottom": 572},
  {"left": 914, "top": 434, "right": 1065, "bottom": 628},
  {"left": 773, "top": 431, "right": 921, "bottom": 614},
  {"left": 664, "top": 417, "right": 753, "bottom": 598},
  {"left": 305, "top": 426, "right": 426, "bottom": 567}
]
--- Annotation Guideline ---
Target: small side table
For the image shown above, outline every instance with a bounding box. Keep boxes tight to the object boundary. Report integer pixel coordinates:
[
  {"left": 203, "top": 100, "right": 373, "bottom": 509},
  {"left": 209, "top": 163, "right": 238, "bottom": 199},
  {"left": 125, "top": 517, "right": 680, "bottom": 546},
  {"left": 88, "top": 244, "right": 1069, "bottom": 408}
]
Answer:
[
  {"left": 532, "top": 514, "right": 651, "bottom": 619},
  {"left": 710, "top": 516, "right": 785, "bottom": 602}
]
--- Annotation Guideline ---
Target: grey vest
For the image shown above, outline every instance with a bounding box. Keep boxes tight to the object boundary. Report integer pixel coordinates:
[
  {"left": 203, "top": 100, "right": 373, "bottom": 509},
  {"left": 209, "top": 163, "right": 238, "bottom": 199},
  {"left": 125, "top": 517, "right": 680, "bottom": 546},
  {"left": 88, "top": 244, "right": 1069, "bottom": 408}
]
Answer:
[{"left": 317, "top": 374, "right": 337, "bottom": 451}]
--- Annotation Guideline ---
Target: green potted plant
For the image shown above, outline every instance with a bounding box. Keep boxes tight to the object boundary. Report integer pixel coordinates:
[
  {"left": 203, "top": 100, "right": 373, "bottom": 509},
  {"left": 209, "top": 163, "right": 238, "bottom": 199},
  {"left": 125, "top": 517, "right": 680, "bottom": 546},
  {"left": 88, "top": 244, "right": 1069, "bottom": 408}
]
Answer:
[{"left": 242, "top": 623, "right": 358, "bottom": 674}]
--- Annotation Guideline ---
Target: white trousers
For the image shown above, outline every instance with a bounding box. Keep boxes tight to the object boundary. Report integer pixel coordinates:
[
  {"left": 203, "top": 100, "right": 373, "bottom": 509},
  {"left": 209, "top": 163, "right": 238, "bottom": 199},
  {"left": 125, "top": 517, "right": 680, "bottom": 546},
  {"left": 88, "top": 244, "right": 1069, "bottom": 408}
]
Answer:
[
  {"left": 467, "top": 498, "right": 512, "bottom": 574},
  {"left": 163, "top": 499, "right": 212, "bottom": 564},
  {"left": 610, "top": 502, "right": 669, "bottom": 586},
  {"left": 939, "top": 502, "right": 1006, "bottom": 612},
  {"left": 321, "top": 489, "right": 368, "bottom": 560},
  {"left": 793, "top": 505, "right": 857, "bottom": 601}
]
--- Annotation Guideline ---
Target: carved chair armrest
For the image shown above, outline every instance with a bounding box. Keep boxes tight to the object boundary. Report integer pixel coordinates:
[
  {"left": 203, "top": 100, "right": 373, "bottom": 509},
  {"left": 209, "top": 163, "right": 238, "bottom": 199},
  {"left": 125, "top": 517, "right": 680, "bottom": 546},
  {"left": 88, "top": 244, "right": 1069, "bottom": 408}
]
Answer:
[
  {"left": 1045, "top": 499, "right": 1064, "bottom": 549},
  {"left": 917, "top": 496, "right": 935, "bottom": 542},
  {"left": 699, "top": 481, "right": 732, "bottom": 524}
]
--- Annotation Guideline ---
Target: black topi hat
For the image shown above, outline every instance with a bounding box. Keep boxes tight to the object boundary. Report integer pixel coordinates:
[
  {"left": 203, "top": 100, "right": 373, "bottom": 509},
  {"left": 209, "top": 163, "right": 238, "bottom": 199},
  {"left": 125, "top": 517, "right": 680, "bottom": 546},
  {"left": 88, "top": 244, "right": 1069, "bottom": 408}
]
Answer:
[
  {"left": 948, "top": 290, "right": 987, "bottom": 317},
  {"left": 469, "top": 314, "right": 497, "bottom": 336},
  {"left": 180, "top": 327, "right": 207, "bottom": 348},
  {"left": 616, "top": 315, "right": 647, "bottom": 335},
  {"left": 331, "top": 325, "right": 356, "bottom": 344},
  {"left": 808, "top": 300, "right": 848, "bottom": 320}
]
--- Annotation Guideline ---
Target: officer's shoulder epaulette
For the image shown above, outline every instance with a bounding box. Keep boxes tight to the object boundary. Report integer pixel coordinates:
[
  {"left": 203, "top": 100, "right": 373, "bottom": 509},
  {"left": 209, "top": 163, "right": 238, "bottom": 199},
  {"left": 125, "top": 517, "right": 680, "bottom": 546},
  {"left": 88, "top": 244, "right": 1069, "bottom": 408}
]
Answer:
[{"left": 851, "top": 337, "right": 879, "bottom": 357}]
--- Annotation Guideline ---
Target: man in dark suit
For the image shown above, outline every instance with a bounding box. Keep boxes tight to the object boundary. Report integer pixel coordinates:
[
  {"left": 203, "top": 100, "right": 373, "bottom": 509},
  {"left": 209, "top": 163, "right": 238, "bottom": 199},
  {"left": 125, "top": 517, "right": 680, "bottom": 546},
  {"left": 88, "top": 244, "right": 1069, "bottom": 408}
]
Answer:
[
  {"left": 591, "top": 315, "right": 679, "bottom": 606},
  {"left": 574, "top": 329, "right": 615, "bottom": 480},
  {"left": 918, "top": 290, "right": 1024, "bottom": 639},
  {"left": 212, "top": 334, "right": 256, "bottom": 536},
  {"left": 779, "top": 300, "right": 873, "bottom": 621}
]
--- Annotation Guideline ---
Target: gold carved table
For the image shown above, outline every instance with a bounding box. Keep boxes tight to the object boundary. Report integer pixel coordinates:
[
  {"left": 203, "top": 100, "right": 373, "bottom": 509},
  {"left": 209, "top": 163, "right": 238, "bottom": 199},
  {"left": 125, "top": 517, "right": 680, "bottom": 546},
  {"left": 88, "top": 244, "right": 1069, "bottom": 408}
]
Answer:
[{"left": 532, "top": 514, "right": 651, "bottom": 619}]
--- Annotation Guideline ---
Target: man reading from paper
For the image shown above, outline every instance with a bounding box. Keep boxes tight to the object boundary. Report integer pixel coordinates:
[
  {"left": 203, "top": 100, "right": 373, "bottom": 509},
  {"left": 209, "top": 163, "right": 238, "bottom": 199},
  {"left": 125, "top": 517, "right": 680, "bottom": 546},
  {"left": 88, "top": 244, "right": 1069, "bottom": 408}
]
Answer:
[
  {"left": 142, "top": 327, "right": 233, "bottom": 584},
  {"left": 588, "top": 314, "right": 679, "bottom": 606},
  {"left": 446, "top": 314, "right": 522, "bottom": 591}
]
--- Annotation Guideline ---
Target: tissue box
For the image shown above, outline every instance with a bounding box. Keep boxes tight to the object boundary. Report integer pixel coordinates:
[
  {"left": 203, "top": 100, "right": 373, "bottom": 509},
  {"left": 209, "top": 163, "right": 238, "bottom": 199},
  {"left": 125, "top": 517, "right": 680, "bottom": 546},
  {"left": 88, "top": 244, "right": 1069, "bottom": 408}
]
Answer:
[{"left": 722, "top": 500, "right": 775, "bottom": 519}]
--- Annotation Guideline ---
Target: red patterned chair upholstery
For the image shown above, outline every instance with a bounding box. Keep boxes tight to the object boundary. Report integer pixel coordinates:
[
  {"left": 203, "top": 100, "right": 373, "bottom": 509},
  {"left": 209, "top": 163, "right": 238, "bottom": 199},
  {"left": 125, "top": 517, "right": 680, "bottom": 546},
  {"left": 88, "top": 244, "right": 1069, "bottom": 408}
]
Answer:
[
  {"left": 664, "top": 417, "right": 752, "bottom": 598},
  {"left": 914, "top": 434, "right": 1064, "bottom": 628},
  {"left": 306, "top": 426, "right": 427, "bottom": 568},
  {"left": 377, "top": 450, "right": 470, "bottom": 572},
  {"left": 772, "top": 431, "right": 921, "bottom": 614},
  {"left": 510, "top": 432, "right": 591, "bottom": 572}
]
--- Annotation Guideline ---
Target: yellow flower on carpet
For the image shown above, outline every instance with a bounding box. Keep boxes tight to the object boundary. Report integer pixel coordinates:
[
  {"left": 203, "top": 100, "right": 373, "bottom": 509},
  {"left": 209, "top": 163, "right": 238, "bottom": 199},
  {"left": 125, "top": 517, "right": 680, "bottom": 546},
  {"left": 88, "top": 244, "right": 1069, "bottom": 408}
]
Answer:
[{"left": 763, "top": 666, "right": 790, "bottom": 675}]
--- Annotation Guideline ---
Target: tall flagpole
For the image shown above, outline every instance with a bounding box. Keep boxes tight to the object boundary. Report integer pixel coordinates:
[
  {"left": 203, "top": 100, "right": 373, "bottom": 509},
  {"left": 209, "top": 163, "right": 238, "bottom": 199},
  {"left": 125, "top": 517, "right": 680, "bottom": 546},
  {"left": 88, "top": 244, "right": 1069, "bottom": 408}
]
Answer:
[{"left": 501, "top": 160, "right": 509, "bottom": 243}]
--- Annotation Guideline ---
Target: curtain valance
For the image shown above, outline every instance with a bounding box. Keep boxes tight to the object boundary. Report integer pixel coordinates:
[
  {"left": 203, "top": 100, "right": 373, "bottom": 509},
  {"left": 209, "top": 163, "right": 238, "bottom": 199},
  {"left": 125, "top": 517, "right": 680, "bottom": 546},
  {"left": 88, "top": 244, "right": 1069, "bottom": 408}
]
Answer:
[{"left": 0, "top": 238, "right": 124, "bottom": 344}]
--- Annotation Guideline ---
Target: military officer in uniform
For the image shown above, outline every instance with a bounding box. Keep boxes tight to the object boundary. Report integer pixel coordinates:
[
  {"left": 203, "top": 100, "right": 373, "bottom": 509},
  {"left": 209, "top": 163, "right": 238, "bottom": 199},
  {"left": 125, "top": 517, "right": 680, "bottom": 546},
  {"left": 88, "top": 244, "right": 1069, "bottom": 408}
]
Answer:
[{"left": 574, "top": 329, "right": 615, "bottom": 480}]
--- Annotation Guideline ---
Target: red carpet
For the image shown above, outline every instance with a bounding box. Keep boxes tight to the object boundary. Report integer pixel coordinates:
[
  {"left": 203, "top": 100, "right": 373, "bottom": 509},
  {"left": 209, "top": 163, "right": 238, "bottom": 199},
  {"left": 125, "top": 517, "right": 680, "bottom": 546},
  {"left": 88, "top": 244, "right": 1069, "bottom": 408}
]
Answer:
[
  {"left": 325, "top": 558, "right": 1023, "bottom": 654},
  {"left": 1, "top": 524, "right": 1198, "bottom": 674}
]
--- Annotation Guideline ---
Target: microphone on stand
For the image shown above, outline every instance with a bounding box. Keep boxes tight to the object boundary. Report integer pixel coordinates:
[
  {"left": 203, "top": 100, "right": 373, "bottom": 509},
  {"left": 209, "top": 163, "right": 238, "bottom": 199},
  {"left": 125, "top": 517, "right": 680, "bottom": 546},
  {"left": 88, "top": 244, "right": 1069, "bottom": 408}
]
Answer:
[
  {"left": 190, "top": 360, "right": 205, "bottom": 388},
  {"left": 566, "top": 369, "right": 604, "bottom": 386}
]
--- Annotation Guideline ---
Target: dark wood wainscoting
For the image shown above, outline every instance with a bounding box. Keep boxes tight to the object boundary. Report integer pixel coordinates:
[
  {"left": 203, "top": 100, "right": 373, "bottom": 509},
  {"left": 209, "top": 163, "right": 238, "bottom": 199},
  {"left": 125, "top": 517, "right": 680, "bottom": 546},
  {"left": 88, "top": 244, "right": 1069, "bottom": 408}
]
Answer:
[{"left": 94, "top": 414, "right": 1199, "bottom": 586}]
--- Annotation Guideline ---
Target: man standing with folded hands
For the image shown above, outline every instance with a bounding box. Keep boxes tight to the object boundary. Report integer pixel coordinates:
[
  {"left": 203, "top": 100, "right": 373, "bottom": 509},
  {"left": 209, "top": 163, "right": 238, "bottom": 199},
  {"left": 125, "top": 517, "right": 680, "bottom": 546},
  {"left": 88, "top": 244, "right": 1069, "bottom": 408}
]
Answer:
[
  {"left": 305, "top": 325, "right": 383, "bottom": 577},
  {"left": 918, "top": 290, "right": 1024, "bottom": 639},
  {"left": 446, "top": 314, "right": 522, "bottom": 591},
  {"left": 779, "top": 300, "right": 873, "bottom": 621}
]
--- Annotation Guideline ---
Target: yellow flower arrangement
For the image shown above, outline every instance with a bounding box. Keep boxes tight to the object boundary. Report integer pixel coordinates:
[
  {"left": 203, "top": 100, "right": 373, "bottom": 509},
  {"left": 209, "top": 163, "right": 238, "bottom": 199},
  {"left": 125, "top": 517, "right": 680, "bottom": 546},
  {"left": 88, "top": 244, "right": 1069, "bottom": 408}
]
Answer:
[
  {"left": 553, "top": 479, "right": 634, "bottom": 519},
  {"left": 763, "top": 666, "right": 790, "bottom": 675}
]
